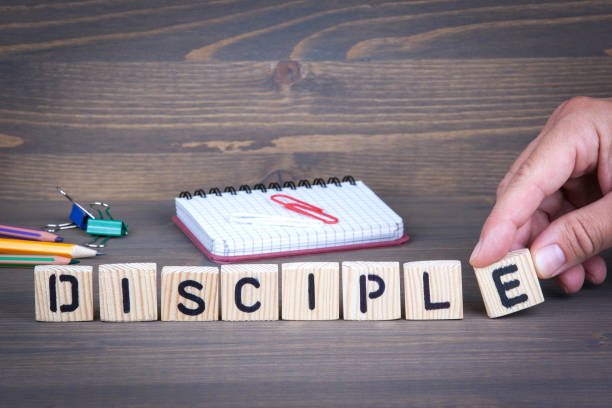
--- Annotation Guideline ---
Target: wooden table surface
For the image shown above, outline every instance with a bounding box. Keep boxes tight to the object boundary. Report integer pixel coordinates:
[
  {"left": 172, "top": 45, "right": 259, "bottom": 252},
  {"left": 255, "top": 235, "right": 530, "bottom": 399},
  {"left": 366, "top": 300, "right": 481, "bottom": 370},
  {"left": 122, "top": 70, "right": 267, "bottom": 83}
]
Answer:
[{"left": 1, "top": 1, "right": 612, "bottom": 406}]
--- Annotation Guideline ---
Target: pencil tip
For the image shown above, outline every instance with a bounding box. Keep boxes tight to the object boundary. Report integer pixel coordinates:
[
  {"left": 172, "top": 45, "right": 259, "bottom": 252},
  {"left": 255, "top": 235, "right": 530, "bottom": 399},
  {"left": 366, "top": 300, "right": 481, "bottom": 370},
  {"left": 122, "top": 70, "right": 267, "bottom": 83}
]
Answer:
[
  {"left": 69, "top": 259, "right": 80, "bottom": 264},
  {"left": 96, "top": 252, "right": 106, "bottom": 256},
  {"left": 55, "top": 236, "right": 64, "bottom": 242}
]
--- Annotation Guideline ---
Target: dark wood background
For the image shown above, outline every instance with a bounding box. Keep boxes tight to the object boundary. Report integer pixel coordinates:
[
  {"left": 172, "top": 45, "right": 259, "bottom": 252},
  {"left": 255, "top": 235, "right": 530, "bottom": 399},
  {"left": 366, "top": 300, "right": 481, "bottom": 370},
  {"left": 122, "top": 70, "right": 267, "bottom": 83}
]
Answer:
[{"left": 1, "top": 1, "right": 611, "bottom": 406}]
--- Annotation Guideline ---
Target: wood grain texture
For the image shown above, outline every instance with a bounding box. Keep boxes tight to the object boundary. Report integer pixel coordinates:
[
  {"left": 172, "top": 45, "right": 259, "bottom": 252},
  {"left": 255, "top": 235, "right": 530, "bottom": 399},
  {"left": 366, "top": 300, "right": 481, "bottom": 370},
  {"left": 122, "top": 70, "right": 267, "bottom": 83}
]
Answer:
[
  {"left": 1, "top": 0, "right": 612, "bottom": 406},
  {"left": 160, "top": 266, "right": 219, "bottom": 321},
  {"left": 98, "top": 263, "right": 158, "bottom": 322},
  {"left": 281, "top": 262, "right": 339, "bottom": 320},
  {"left": 342, "top": 261, "right": 401, "bottom": 320},
  {"left": 474, "top": 249, "right": 545, "bottom": 318},
  {"left": 220, "top": 264, "right": 279, "bottom": 321},
  {"left": 34, "top": 265, "right": 93, "bottom": 322},
  {"left": 403, "top": 260, "right": 463, "bottom": 320}
]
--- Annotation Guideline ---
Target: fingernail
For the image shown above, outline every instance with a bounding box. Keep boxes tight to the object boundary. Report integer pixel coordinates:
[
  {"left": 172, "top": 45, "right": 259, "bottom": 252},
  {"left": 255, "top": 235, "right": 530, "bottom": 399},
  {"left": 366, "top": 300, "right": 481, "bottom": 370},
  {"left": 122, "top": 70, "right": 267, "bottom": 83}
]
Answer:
[
  {"left": 533, "top": 244, "right": 566, "bottom": 278},
  {"left": 469, "top": 238, "right": 483, "bottom": 263}
]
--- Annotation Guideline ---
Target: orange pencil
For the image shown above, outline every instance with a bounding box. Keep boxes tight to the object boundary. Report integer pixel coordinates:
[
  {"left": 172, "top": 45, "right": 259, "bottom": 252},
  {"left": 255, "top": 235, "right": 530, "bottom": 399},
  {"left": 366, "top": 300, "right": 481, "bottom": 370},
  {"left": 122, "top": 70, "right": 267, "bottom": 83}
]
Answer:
[
  {"left": 0, "top": 254, "right": 80, "bottom": 267},
  {"left": 0, "top": 238, "right": 101, "bottom": 258}
]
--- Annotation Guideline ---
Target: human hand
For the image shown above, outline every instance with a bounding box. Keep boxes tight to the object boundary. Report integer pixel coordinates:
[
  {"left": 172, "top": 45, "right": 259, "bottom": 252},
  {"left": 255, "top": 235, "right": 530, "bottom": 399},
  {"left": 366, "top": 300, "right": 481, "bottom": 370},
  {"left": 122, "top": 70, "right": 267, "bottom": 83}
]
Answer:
[{"left": 470, "top": 97, "right": 612, "bottom": 293}]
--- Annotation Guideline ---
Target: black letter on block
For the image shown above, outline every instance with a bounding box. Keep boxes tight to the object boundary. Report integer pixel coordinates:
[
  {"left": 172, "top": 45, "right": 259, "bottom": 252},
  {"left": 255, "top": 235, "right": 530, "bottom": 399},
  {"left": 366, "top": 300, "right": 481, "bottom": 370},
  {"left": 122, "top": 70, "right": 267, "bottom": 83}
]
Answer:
[
  {"left": 121, "top": 278, "right": 131, "bottom": 313},
  {"left": 235, "top": 277, "right": 261, "bottom": 313},
  {"left": 177, "top": 280, "right": 205, "bottom": 316},
  {"left": 359, "top": 274, "right": 386, "bottom": 313},
  {"left": 492, "top": 265, "right": 528, "bottom": 308},
  {"left": 423, "top": 271, "right": 450, "bottom": 311},
  {"left": 49, "top": 274, "right": 57, "bottom": 312},
  {"left": 59, "top": 275, "right": 79, "bottom": 312},
  {"left": 308, "top": 273, "right": 315, "bottom": 310}
]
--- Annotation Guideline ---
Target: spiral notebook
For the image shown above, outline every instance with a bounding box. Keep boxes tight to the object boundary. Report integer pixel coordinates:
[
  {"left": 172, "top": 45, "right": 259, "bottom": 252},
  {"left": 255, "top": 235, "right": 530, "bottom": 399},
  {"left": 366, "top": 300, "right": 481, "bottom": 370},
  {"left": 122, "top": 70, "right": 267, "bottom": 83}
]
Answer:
[{"left": 173, "top": 176, "right": 409, "bottom": 263}]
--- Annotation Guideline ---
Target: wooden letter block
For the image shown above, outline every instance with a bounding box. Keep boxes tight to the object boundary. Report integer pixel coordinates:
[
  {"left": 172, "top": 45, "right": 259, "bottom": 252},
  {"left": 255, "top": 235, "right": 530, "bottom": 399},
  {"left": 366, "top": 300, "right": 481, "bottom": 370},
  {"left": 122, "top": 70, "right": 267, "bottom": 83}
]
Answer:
[
  {"left": 342, "top": 262, "right": 400, "bottom": 320},
  {"left": 221, "top": 264, "right": 278, "bottom": 321},
  {"left": 282, "top": 262, "right": 339, "bottom": 320},
  {"left": 34, "top": 265, "right": 93, "bottom": 322},
  {"left": 474, "top": 249, "right": 545, "bottom": 318},
  {"left": 161, "top": 266, "right": 219, "bottom": 321},
  {"left": 99, "top": 263, "right": 158, "bottom": 322},
  {"left": 403, "top": 260, "right": 463, "bottom": 320}
]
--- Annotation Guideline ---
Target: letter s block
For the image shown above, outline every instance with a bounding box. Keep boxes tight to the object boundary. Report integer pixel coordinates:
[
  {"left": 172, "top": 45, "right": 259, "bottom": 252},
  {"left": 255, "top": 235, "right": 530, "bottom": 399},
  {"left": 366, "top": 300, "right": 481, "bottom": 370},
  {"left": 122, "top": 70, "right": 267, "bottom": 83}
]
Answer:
[
  {"left": 34, "top": 265, "right": 93, "bottom": 322},
  {"left": 220, "top": 264, "right": 278, "bottom": 321},
  {"left": 161, "top": 266, "right": 219, "bottom": 321},
  {"left": 99, "top": 263, "right": 158, "bottom": 322},
  {"left": 474, "top": 249, "right": 544, "bottom": 318},
  {"left": 342, "top": 262, "right": 400, "bottom": 320}
]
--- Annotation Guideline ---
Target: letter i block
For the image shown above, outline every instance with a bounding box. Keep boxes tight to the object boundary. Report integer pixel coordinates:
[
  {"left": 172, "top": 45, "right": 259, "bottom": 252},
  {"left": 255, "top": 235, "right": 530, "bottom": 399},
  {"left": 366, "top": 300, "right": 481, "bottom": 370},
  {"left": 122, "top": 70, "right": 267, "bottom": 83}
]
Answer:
[
  {"left": 99, "top": 263, "right": 158, "bottom": 322},
  {"left": 403, "top": 260, "right": 463, "bottom": 320},
  {"left": 221, "top": 264, "right": 278, "bottom": 321},
  {"left": 161, "top": 266, "right": 219, "bottom": 321},
  {"left": 474, "top": 249, "right": 544, "bottom": 318},
  {"left": 342, "top": 262, "right": 401, "bottom": 320},
  {"left": 34, "top": 265, "right": 93, "bottom": 322},
  {"left": 282, "top": 262, "right": 339, "bottom": 320}
]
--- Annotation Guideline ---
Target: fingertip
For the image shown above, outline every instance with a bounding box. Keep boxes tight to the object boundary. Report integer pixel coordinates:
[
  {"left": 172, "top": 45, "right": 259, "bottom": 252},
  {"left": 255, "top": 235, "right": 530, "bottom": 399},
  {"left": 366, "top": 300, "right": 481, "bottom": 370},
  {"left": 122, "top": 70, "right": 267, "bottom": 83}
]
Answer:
[
  {"left": 469, "top": 221, "right": 516, "bottom": 268},
  {"left": 555, "top": 264, "right": 585, "bottom": 294},
  {"left": 584, "top": 255, "right": 607, "bottom": 285}
]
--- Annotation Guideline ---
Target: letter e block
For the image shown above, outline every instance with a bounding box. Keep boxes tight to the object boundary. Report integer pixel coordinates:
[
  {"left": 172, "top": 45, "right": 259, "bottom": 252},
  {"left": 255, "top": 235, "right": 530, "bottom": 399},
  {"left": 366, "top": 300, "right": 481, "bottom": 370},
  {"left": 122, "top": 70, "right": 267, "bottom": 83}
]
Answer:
[
  {"left": 474, "top": 249, "right": 544, "bottom": 318},
  {"left": 221, "top": 264, "right": 278, "bottom": 321},
  {"left": 34, "top": 265, "right": 93, "bottom": 322},
  {"left": 99, "top": 263, "right": 158, "bottom": 322},
  {"left": 342, "top": 262, "right": 400, "bottom": 320},
  {"left": 161, "top": 266, "right": 219, "bottom": 321},
  {"left": 282, "top": 262, "right": 339, "bottom": 320},
  {"left": 403, "top": 260, "right": 463, "bottom": 320}
]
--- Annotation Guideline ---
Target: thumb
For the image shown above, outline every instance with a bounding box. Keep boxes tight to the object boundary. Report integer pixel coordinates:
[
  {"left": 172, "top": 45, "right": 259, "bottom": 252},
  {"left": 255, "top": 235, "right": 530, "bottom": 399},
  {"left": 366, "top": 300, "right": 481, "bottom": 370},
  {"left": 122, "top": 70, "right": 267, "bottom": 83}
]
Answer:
[{"left": 531, "top": 192, "right": 612, "bottom": 279}]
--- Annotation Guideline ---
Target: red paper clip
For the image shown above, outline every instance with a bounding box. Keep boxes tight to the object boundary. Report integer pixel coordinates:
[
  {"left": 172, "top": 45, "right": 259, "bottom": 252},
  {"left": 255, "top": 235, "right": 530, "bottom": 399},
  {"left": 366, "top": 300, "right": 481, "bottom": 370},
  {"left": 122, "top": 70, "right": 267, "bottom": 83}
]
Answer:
[{"left": 270, "top": 194, "right": 339, "bottom": 224}]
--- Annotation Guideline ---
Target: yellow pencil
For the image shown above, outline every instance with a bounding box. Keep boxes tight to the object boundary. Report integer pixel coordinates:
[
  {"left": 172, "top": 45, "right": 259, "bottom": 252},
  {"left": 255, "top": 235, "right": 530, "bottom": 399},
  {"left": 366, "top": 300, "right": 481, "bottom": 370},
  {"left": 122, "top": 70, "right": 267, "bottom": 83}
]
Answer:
[{"left": 0, "top": 238, "right": 101, "bottom": 258}]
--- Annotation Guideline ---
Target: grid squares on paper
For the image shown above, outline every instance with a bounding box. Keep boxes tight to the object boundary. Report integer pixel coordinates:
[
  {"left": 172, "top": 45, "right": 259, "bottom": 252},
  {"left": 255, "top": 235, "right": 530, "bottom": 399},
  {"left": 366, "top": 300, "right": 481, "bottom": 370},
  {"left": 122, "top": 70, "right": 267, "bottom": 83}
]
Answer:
[{"left": 176, "top": 180, "right": 404, "bottom": 257}]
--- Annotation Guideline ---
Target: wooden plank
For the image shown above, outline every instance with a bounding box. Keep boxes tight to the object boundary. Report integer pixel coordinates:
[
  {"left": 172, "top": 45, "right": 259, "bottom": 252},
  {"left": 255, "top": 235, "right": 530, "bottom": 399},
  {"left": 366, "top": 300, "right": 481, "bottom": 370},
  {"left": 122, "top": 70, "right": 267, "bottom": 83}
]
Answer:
[
  {"left": 161, "top": 266, "right": 219, "bottom": 321},
  {"left": 99, "top": 263, "right": 158, "bottom": 322},
  {"left": 281, "top": 262, "right": 339, "bottom": 320},
  {"left": 474, "top": 249, "right": 545, "bottom": 318},
  {"left": 220, "top": 264, "right": 278, "bottom": 321},
  {"left": 342, "top": 261, "right": 401, "bottom": 320},
  {"left": 403, "top": 260, "right": 463, "bottom": 320},
  {"left": 34, "top": 265, "right": 93, "bottom": 322}
]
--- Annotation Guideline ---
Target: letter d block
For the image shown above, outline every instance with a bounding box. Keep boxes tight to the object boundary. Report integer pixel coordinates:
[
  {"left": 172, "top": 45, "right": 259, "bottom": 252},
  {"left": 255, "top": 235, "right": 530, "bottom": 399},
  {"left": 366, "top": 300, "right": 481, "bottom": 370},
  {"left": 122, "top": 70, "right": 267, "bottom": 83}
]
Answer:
[
  {"left": 221, "top": 264, "right": 278, "bottom": 321},
  {"left": 34, "top": 265, "right": 93, "bottom": 322},
  {"left": 403, "top": 260, "right": 463, "bottom": 320},
  {"left": 474, "top": 249, "right": 544, "bottom": 318},
  {"left": 99, "top": 263, "right": 158, "bottom": 322},
  {"left": 161, "top": 266, "right": 219, "bottom": 321},
  {"left": 282, "top": 262, "right": 339, "bottom": 320},
  {"left": 342, "top": 262, "right": 400, "bottom": 320}
]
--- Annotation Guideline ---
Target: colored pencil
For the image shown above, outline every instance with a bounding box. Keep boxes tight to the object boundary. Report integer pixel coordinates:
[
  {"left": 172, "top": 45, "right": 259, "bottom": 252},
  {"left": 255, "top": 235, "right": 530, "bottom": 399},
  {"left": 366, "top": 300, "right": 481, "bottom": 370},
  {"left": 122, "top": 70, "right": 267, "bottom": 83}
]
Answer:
[
  {"left": 0, "top": 238, "right": 101, "bottom": 259},
  {"left": 0, "top": 224, "right": 63, "bottom": 242},
  {"left": 0, "top": 254, "right": 80, "bottom": 267}
]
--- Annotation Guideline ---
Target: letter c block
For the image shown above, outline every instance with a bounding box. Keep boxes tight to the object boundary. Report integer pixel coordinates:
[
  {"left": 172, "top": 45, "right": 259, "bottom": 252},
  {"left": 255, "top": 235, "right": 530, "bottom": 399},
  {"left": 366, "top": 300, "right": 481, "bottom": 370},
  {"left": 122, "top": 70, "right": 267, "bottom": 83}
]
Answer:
[
  {"left": 474, "top": 249, "right": 544, "bottom": 318},
  {"left": 220, "top": 264, "right": 278, "bottom": 321}
]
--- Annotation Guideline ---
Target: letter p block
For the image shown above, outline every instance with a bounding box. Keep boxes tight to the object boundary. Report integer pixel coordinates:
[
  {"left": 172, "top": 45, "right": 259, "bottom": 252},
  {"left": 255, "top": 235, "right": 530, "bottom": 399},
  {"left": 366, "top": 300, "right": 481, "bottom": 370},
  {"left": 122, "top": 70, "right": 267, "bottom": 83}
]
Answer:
[{"left": 474, "top": 249, "right": 544, "bottom": 318}]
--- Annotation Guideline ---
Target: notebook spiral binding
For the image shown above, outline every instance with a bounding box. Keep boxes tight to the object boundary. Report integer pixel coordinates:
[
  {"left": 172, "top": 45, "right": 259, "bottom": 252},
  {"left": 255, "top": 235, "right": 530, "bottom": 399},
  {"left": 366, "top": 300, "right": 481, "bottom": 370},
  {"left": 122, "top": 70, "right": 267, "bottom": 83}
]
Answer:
[{"left": 179, "top": 176, "right": 356, "bottom": 199}]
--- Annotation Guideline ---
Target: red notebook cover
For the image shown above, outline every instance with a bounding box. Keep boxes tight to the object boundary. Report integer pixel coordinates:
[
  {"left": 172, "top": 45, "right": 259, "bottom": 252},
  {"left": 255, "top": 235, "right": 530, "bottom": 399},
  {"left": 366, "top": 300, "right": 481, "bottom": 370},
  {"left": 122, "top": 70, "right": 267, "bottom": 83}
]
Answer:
[{"left": 173, "top": 215, "right": 409, "bottom": 264}]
